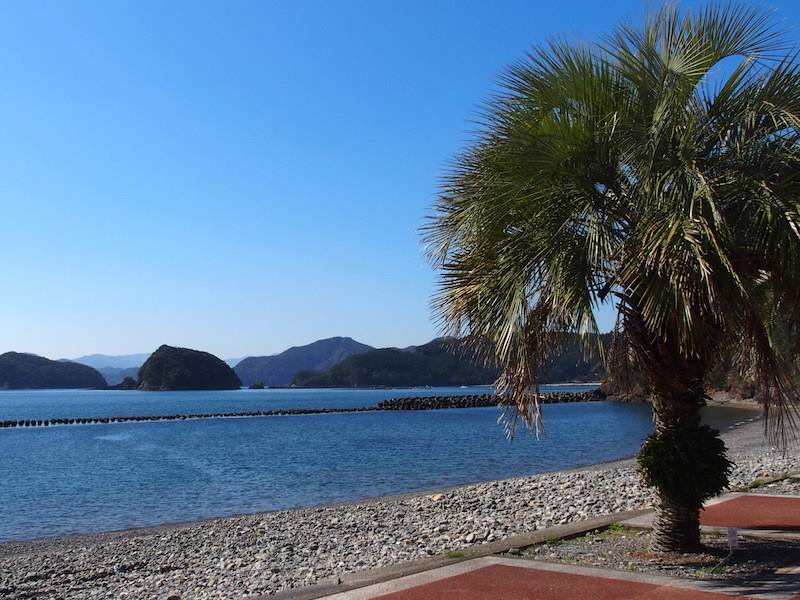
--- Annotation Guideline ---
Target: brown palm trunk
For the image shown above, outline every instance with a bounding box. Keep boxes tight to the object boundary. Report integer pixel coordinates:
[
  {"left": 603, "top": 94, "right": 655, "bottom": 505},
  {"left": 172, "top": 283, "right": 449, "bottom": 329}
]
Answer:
[
  {"left": 649, "top": 394, "right": 705, "bottom": 553},
  {"left": 651, "top": 495, "right": 701, "bottom": 552},
  {"left": 623, "top": 304, "right": 718, "bottom": 553}
]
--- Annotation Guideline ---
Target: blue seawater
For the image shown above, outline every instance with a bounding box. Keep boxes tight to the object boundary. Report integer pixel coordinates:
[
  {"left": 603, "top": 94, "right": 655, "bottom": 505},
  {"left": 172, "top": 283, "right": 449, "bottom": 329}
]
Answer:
[{"left": 0, "top": 387, "right": 750, "bottom": 541}]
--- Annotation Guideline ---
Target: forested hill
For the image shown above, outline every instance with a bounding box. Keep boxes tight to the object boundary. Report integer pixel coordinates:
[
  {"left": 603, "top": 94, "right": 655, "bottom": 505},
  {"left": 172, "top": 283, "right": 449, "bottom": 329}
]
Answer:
[
  {"left": 137, "top": 345, "right": 242, "bottom": 391},
  {"left": 0, "top": 352, "right": 106, "bottom": 389},
  {"left": 291, "top": 335, "right": 609, "bottom": 388},
  {"left": 544, "top": 333, "right": 610, "bottom": 382}
]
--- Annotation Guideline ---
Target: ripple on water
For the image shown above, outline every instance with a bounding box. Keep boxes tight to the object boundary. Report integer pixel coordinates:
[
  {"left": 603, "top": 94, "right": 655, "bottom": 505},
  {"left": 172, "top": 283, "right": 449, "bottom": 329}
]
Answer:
[{"left": 94, "top": 433, "right": 133, "bottom": 442}]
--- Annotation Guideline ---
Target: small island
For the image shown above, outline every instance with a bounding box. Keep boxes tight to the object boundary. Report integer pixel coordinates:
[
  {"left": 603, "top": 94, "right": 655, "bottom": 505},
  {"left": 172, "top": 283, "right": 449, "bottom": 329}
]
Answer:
[{"left": 137, "top": 345, "right": 242, "bottom": 391}]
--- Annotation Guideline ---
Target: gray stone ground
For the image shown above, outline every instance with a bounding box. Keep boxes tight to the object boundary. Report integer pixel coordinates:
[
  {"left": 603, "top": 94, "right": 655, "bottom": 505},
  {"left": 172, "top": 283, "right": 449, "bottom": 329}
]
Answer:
[
  {"left": 1, "top": 417, "right": 797, "bottom": 599},
  {"left": 524, "top": 527, "right": 800, "bottom": 582}
]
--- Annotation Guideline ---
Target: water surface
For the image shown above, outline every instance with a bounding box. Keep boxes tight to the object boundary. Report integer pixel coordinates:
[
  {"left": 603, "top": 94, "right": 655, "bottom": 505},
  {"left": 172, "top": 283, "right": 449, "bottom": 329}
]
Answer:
[{"left": 0, "top": 387, "right": 751, "bottom": 542}]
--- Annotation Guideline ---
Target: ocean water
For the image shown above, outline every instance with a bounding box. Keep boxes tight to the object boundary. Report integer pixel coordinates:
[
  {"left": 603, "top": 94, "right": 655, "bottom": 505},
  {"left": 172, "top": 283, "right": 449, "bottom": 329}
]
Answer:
[
  {"left": 0, "top": 387, "right": 752, "bottom": 542},
  {"left": 0, "top": 386, "right": 511, "bottom": 420}
]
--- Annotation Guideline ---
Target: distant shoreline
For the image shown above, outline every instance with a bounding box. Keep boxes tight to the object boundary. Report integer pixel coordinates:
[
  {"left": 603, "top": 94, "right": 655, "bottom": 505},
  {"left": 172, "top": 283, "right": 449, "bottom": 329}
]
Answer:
[
  {"left": 253, "top": 382, "right": 599, "bottom": 390},
  {"left": 0, "top": 382, "right": 601, "bottom": 392}
]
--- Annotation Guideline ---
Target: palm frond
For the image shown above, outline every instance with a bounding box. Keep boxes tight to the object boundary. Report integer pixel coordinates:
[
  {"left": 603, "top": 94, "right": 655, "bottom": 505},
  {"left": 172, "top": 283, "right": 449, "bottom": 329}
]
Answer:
[{"left": 425, "top": 1, "right": 800, "bottom": 444}]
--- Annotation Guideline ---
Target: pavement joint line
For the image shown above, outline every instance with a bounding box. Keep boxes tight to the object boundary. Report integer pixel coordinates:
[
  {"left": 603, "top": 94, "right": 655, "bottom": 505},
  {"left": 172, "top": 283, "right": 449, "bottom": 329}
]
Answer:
[
  {"left": 256, "top": 508, "right": 651, "bottom": 600},
  {"left": 731, "top": 492, "right": 800, "bottom": 499},
  {"left": 700, "top": 527, "right": 800, "bottom": 540},
  {"left": 622, "top": 490, "right": 800, "bottom": 531}
]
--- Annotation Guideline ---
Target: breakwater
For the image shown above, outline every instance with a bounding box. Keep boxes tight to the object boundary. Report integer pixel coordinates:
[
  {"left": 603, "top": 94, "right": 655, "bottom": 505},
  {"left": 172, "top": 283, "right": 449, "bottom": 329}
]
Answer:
[
  {"left": 376, "top": 390, "right": 604, "bottom": 410},
  {"left": 0, "top": 391, "right": 603, "bottom": 428},
  {"left": 0, "top": 407, "right": 379, "bottom": 428}
]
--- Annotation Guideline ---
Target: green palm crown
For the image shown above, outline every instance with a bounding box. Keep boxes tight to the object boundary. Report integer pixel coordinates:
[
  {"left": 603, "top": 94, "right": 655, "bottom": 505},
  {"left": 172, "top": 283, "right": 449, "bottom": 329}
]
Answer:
[{"left": 425, "top": 3, "right": 799, "bottom": 444}]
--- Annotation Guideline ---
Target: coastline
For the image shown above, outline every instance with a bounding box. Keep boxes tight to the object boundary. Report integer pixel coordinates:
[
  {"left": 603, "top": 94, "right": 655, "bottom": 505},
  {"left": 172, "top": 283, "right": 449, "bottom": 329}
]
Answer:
[
  {"left": 242, "top": 382, "right": 596, "bottom": 391},
  {"left": 0, "top": 446, "right": 643, "bottom": 556},
  {"left": 608, "top": 392, "right": 765, "bottom": 414},
  {"left": 706, "top": 390, "right": 765, "bottom": 412},
  {"left": 0, "top": 401, "right": 758, "bottom": 550},
  {"left": 2, "top": 416, "right": 796, "bottom": 599}
]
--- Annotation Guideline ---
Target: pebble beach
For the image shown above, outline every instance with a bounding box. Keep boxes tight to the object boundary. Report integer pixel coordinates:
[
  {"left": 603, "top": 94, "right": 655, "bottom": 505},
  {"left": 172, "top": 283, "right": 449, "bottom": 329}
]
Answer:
[{"left": 1, "top": 415, "right": 797, "bottom": 600}]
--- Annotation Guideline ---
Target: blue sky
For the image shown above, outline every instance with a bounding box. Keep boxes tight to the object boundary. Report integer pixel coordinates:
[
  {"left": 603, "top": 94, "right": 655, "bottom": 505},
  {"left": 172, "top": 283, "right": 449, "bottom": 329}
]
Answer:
[{"left": 2, "top": 1, "right": 799, "bottom": 359}]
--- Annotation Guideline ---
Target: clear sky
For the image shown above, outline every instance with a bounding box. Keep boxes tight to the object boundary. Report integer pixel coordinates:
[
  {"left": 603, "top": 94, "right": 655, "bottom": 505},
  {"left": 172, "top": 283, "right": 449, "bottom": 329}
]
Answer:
[{"left": 2, "top": 1, "right": 799, "bottom": 359}]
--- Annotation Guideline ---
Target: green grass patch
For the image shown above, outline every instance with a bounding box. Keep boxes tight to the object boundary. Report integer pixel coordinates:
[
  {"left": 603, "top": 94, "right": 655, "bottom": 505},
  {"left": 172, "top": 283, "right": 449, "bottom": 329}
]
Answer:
[
  {"left": 446, "top": 551, "right": 465, "bottom": 559},
  {"left": 606, "top": 522, "right": 626, "bottom": 535},
  {"left": 698, "top": 562, "right": 734, "bottom": 576},
  {"left": 587, "top": 522, "right": 629, "bottom": 540},
  {"left": 740, "top": 471, "right": 800, "bottom": 491},
  {"left": 544, "top": 535, "right": 563, "bottom": 545}
]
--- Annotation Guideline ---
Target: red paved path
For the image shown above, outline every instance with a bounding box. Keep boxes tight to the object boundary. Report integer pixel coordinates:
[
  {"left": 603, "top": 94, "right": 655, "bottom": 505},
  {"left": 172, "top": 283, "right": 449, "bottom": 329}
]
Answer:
[
  {"left": 701, "top": 496, "right": 800, "bottom": 530},
  {"left": 373, "top": 565, "right": 752, "bottom": 600}
]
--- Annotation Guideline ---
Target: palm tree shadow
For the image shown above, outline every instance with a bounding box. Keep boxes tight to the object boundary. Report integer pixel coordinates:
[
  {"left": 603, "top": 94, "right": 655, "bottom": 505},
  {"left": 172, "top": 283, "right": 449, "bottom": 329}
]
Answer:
[{"left": 691, "top": 537, "right": 800, "bottom": 597}]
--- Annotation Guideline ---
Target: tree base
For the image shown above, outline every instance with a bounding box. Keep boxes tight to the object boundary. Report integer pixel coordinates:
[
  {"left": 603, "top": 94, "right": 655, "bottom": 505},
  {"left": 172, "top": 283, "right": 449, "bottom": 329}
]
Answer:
[{"left": 650, "top": 498, "right": 703, "bottom": 553}]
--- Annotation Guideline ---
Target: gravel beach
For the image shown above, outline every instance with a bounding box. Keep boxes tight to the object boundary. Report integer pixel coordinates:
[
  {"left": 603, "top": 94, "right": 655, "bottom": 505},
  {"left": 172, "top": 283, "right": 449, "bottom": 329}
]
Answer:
[{"left": 1, "top": 415, "right": 797, "bottom": 599}]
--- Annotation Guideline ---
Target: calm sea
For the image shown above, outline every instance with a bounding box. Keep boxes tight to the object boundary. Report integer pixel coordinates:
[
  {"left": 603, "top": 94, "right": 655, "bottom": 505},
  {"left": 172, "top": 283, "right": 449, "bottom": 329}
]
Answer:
[{"left": 0, "top": 386, "right": 753, "bottom": 541}]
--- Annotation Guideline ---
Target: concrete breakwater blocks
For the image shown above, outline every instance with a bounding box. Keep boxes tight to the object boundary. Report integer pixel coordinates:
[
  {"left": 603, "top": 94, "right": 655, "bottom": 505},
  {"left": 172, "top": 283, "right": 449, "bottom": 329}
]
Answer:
[
  {"left": 0, "top": 391, "right": 603, "bottom": 429},
  {"left": 375, "top": 391, "right": 605, "bottom": 411},
  {"left": 0, "top": 407, "right": 381, "bottom": 429}
]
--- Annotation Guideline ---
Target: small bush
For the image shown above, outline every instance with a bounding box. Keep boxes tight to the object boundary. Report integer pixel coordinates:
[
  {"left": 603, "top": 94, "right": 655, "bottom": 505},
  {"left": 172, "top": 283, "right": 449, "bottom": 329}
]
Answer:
[{"left": 638, "top": 425, "right": 732, "bottom": 504}]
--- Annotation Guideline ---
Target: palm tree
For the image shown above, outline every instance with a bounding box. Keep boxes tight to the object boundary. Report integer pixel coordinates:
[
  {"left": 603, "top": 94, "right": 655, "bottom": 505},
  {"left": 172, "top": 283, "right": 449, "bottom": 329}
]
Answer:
[{"left": 425, "top": 3, "right": 799, "bottom": 553}]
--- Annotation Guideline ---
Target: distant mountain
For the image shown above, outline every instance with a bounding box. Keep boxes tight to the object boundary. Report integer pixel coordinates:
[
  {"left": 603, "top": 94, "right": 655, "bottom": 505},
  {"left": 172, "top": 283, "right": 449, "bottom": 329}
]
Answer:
[
  {"left": 98, "top": 366, "right": 140, "bottom": 386},
  {"left": 542, "top": 333, "right": 610, "bottom": 383},
  {"left": 72, "top": 353, "right": 241, "bottom": 374},
  {"left": 291, "top": 334, "right": 610, "bottom": 388},
  {"left": 71, "top": 353, "right": 151, "bottom": 370},
  {"left": 235, "top": 337, "right": 374, "bottom": 387},
  {"left": 291, "top": 338, "right": 498, "bottom": 387},
  {"left": 138, "top": 345, "right": 242, "bottom": 391},
  {"left": 0, "top": 352, "right": 107, "bottom": 389}
]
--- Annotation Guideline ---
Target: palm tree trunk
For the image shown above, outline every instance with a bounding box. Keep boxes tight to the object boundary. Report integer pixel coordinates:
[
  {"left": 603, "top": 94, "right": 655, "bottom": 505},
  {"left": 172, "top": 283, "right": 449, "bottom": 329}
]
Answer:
[
  {"left": 622, "top": 304, "right": 730, "bottom": 553},
  {"left": 648, "top": 380, "right": 707, "bottom": 553},
  {"left": 651, "top": 495, "right": 701, "bottom": 552},
  {"left": 625, "top": 309, "right": 713, "bottom": 553}
]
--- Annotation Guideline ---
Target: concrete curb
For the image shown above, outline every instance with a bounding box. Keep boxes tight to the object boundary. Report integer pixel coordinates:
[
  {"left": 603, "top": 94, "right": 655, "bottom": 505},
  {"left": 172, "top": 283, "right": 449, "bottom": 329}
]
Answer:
[
  {"left": 252, "top": 508, "right": 651, "bottom": 600},
  {"left": 732, "top": 472, "right": 800, "bottom": 493}
]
